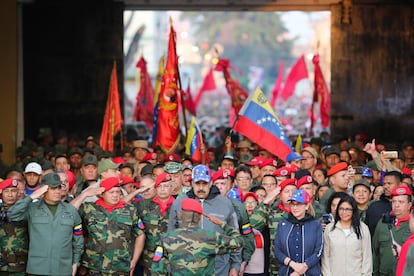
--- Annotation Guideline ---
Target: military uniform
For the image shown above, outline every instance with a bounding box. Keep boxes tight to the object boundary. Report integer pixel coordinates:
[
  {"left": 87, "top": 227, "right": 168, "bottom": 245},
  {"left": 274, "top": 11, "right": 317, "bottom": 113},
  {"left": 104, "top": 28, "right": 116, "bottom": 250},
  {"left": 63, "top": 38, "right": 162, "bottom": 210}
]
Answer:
[
  {"left": 313, "top": 200, "right": 324, "bottom": 219},
  {"left": 79, "top": 202, "right": 145, "bottom": 275},
  {"left": 230, "top": 199, "right": 255, "bottom": 264},
  {"left": 152, "top": 221, "right": 243, "bottom": 275},
  {"left": 0, "top": 203, "right": 28, "bottom": 275},
  {"left": 372, "top": 215, "right": 411, "bottom": 276},
  {"left": 135, "top": 199, "right": 171, "bottom": 274},
  {"left": 249, "top": 200, "right": 288, "bottom": 275},
  {"left": 8, "top": 196, "right": 84, "bottom": 276}
]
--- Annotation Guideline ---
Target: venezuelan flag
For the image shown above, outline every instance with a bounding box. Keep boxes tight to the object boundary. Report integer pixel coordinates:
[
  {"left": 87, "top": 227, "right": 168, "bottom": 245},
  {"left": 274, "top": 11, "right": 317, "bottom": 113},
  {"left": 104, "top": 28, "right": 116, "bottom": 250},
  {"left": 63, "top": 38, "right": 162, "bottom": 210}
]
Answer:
[
  {"left": 234, "top": 87, "right": 293, "bottom": 161},
  {"left": 153, "top": 246, "right": 164, "bottom": 262},
  {"left": 73, "top": 223, "right": 83, "bottom": 236},
  {"left": 185, "top": 117, "right": 202, "bottom": 163},
  {"left": 242, "top": 223, "right": 253, "bottom": 235},
  {"left": 137, "top": 218, "right": 145, "bottom": 230}
]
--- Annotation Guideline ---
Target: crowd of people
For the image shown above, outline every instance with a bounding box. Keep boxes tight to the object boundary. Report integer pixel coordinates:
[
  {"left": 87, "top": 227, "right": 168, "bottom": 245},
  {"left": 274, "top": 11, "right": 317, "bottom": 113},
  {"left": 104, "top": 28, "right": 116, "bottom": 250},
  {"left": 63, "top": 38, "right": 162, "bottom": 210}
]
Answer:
[{"left": 1, "top": 128, "right": 414, "bottom": 276}]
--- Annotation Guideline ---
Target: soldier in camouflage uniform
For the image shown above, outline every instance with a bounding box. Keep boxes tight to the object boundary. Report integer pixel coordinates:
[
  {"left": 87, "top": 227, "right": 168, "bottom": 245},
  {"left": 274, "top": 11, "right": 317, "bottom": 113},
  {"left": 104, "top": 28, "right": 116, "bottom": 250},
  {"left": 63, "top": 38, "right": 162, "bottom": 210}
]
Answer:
[
  {"left": 135, "top": 172, "right": 175, "bottom": 275},
  {"left": 0, "top": 179, "right": 28, "bottom": 276},
  {"left": 152, "top": 198, "right": 243, "bottom": 275},
  {"left": 212, "top": 168, "right": 255, "bottom": 274},
  {"left": 250, "top": 178, "right": 297, "bottom": 275},
  {"left": 75, "top": 177, "right": 146, "bottom": 276}
]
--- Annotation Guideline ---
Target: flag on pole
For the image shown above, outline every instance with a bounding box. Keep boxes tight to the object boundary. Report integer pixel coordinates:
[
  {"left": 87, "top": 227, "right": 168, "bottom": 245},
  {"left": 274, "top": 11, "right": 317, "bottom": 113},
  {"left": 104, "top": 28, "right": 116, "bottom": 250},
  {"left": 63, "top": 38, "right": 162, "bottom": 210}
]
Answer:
[
  {"left": 185, "top": 117, "right": 203, "bottom": 163},
  {"left": 151, "top": 55, "right": 165, "bottom": 146},
  {"left": 152, "top": 22, "right": 181, "bottom": 154},
  {"left": 134, "top": 56, "right": 154, "bottom": 129},
  {"left": 279, "top": 55, "right": 308, "bottom": 101},
  {"left": 99, "top": 61, "right": 123, "bottom": 152},
  {"left": 181, "top": 82, "right": 196, "bottom": 116},
  {"left": 194, "top": 68, "right": 216, "bottom": 108},
  {"left": 233, "top": 87, "right": 292, "bottom": 161},
  {"left": 310, "top": 54, "right": 331, "bottom": 129},
  {"left": 270, "top": 60, "right": 284, "bottom": 107},
  {"left": 214, "top": 58, "right": 249, "bottom": 114}
]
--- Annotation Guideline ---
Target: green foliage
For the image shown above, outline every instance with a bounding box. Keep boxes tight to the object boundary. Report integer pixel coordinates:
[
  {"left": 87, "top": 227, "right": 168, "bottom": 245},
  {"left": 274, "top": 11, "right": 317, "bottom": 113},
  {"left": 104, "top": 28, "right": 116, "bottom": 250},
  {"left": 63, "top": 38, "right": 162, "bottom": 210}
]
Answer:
[{"left": 180, "top": 12, "right": 296, "bottom": 88}]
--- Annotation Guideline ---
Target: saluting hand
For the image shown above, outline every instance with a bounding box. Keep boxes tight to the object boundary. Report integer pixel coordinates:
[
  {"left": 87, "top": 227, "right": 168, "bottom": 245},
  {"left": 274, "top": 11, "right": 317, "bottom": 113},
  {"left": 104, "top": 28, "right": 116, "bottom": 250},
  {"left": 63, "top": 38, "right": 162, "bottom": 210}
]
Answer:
[
  {"left": 263, "top": 185, "right": 281, "bottom": 205},
  {"left": 30, "top": 185, "right": 49, "bottom": 200},
  {"left": 203, "top": 213, "right": 223, "bottom": 225}
]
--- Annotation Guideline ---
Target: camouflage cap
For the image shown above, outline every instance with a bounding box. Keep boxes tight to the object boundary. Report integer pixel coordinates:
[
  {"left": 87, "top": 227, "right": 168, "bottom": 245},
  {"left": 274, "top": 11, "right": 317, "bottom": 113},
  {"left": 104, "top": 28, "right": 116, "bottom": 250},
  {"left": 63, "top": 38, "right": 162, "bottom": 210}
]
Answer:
[
  {"left": 164, "top": 162, "right": 182, "bottom": 174},
  {"left": 41, "top": 173, "right": 62, "bottom": 188},
  {"left": 98, "top": 159, "right": 119, "bottom": 175}
]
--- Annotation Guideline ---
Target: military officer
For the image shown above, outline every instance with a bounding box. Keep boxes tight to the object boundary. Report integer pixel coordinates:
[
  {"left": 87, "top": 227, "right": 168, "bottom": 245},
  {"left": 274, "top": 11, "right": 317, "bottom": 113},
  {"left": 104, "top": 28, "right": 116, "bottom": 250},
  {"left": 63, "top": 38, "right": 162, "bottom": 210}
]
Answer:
[
  {"left": 8, "top": 173, "right": 84, "bottom": 276},
  {"left": 152, "top": 198, "right": 243, "bottom": 275}
]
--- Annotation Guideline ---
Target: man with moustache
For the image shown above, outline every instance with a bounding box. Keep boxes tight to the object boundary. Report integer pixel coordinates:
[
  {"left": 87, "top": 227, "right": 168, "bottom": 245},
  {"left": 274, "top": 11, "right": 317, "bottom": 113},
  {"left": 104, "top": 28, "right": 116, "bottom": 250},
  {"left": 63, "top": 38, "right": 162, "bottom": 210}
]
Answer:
[{"left": 168, "top": 165, "right": 241, "bottom": 276}]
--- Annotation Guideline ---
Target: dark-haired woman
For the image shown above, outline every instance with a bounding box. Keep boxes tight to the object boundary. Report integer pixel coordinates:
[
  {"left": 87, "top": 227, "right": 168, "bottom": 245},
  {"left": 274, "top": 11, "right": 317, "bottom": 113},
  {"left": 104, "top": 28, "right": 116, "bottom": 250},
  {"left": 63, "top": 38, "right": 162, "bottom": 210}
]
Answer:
[{"left": 321, "top": 195, "right": 372, "bottom": 275}]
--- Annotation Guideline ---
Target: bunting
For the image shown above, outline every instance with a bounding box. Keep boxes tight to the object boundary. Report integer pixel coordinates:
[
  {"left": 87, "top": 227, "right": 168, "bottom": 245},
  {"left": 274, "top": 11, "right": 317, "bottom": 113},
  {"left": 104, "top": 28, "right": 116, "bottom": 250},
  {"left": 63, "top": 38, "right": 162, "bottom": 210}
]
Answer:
[{"left": 99, "top": 61, "right": 123, "bottom": 152}]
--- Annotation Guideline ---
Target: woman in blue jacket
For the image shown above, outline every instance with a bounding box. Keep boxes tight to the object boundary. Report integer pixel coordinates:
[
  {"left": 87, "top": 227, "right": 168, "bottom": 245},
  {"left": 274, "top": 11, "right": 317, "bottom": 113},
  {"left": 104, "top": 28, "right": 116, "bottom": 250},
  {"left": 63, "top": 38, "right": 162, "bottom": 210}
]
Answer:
[{"left": 274, "top": 189, "right": 323, "bottom": 276}]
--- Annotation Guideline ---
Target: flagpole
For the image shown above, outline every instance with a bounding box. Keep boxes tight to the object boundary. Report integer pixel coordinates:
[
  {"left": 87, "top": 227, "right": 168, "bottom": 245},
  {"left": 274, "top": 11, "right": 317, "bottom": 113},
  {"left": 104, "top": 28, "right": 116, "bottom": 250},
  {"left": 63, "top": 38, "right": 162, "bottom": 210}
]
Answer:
[{"left": 170, "top": 16, "right": 188, "bottom": 143}]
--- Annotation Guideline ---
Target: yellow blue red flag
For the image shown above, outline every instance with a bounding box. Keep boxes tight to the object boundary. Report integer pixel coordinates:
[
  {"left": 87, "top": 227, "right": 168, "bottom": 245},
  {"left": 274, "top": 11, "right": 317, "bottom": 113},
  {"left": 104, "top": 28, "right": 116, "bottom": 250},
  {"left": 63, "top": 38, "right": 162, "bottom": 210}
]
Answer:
[
  {"left": 185, "top": 117, "right": 202, "bottom": 163},
  {"left": 233, "top": 87, "right": 292, "bottom": 161}
]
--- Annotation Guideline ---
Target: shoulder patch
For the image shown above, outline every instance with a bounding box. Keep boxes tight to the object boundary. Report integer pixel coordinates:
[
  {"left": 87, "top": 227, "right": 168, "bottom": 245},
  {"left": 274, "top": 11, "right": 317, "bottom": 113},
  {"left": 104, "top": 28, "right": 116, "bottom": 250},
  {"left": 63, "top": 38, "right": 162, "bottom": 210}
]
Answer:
[
  {"left": 242, "top": 223, "right": 253, "bottom": 235},
  {"left": 73, "top": 223, "right": 83, "bottom": 236},
  {"left": 137, "top": 218, "right": 145, "bottom": 230},
  {"left": 153, "top": 246, "right": 163, "bottom": 262}
]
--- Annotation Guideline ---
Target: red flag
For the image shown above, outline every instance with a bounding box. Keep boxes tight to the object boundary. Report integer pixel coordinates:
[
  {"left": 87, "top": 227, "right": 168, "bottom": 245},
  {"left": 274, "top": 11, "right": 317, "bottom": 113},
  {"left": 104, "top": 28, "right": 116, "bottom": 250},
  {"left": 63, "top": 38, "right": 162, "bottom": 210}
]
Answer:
[
  {"left": 134, "top": 56, "right": 154, "bottom": 129},
  {"left": 215, "top": 58, "right": 249, "bottom": 114},
  {"left": 280, "top": 55, "right": 308, "bottom": 101},
  {"left": 99, "top": 61, "right": 123, "bottom": 152},
  {"left": 270, "top": 60, "right": 284, "bottom": 106},
  {"left": 152, "top": 24, "right": 180, "bottom": 154},
  {"left": 181, "top": 83, "right": 196, "bottom": 116},
  {"left": 194, "top": 68, "right": 216, "bottom": 108},
  {"left": 310, "top": 54, "right": 331, "bottom": 129}
]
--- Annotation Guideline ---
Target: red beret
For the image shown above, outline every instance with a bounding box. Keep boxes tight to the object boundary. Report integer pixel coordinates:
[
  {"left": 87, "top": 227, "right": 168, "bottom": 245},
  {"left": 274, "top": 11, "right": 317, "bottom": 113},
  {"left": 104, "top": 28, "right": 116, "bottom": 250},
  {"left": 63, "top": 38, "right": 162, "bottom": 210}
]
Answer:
[
  {"left": 259, "top": 158, "right": 278, "bottom": 169},
  {"left": 246, "top": 156, "right": 265, "bottom": 166},
  {"left": 0, "top": 179, "right": 19, "bottom": 190},
  {"left": 100, "top": 177, "right": 121, "bottom": 192},
  {"left": 279, "top": 178, "right": 297, "bottom": 191},
  {"left": 402, "top": 168, "right": 411, "bottom": 175},
  {"left": 297, "top": 175, "right": 314, "bottom": 188},
  {"left": 273, "top": 167, "right": 292, "bottom": 177},
  {"left": 142, "top": 152, "right": 157, "bottom": 162},
  {"left": 181, "top": 198, "right": 203, "bottom": 214},
  {"left": 120, "top": 175, "right": 134, "bottom": 185},
  {"left": 391, "top": 186, "right": 412, "bottom": 197},
  {"left": 212, "top": 169, "right": 234, "bottom": 182},
  {"left": 155, "top": 172, "right": 171, "bottom": 188},
  {"left": 327, "top": 162, "right": 348, "bottom": 177},
  {"left": 112, "top": 157, "right": 126, "bottom": 165},
  {"left": 242, "top": 192, "right": 259, "bottom": 203},
  {"left": 163, "top": 153, "right": 181, "bottom": 162},
  {"left": 64, "top": 170, "right": 76, "bottom": 189}
]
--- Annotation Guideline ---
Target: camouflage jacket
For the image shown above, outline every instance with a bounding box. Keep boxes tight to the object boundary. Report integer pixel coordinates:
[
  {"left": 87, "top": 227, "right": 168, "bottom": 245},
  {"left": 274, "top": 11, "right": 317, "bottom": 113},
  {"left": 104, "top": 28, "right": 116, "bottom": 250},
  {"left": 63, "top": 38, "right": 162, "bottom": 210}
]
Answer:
[
  {"left": 230, "top": 199, "right": 255, "bottom": 263},
  {"left": 152, "top": 222, "right": 243, "bottom": 275},
  {"left": 79, "top": 202, "right": 145, "bottom": 274},
  {"left": 249, "top": 200, "right": 288, "bottom": 275},
  {"left": 0, "top": 204, "right": 28, "bottom": 273},
  {"left": 135, "top": 199, "right": 171, "bottom": 268}
]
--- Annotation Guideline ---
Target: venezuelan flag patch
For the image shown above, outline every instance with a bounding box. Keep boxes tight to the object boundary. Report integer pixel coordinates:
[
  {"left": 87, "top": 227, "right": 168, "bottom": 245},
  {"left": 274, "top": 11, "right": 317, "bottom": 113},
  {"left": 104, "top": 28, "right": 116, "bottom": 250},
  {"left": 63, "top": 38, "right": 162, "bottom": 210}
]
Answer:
[
  {"left": 137, "top": 218, "right": 145, "bottom": 230},
  {"left": 73, "top": 223, "right": 83, "bottom": 236},
  {"left": 153, "top": 246, "right": 163, "bottom": 262},
  {"left": 242, "top": 223, "right": 252, "bottom": 235}
]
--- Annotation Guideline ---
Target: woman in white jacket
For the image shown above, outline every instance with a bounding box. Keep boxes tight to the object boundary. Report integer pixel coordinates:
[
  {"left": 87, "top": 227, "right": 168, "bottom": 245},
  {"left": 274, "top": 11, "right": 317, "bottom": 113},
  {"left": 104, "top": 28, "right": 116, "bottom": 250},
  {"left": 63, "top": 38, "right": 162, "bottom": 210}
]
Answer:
[{"left": 322, "top": 195, "right": 372, "bottom": 276}]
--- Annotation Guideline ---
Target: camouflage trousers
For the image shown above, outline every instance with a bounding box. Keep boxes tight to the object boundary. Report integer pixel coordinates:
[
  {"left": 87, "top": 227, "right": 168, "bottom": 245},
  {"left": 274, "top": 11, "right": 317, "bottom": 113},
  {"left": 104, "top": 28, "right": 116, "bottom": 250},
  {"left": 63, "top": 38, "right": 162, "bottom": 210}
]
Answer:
[{"left": 89, "top": 271, "right": 128, "bottom": 276}]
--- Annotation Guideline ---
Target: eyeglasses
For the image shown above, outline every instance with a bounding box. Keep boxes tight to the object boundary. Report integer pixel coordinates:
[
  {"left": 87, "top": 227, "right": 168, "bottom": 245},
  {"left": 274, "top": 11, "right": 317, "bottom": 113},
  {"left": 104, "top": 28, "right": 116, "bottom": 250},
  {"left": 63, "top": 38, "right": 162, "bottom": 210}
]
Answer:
[
  {"left": 262, "top": 182, "right": 276, "bottom": 186},
  {"left": 256, "top": 194, "right": 266, "bottom": 198},
  {"left": 338, "top": 207, "right": 353, "bottom": 212},
  {"left": 244, "top": 201, "right": 258, "bottom": 207},
  {"left": 289, "top": 202, "right": 306, "bottom": 207},
  {"left": 236, "top": 177, "right": 251, "bottom": 181}
]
